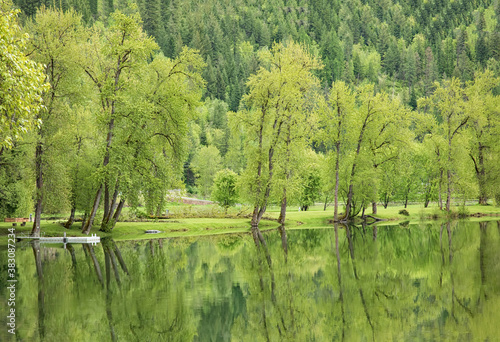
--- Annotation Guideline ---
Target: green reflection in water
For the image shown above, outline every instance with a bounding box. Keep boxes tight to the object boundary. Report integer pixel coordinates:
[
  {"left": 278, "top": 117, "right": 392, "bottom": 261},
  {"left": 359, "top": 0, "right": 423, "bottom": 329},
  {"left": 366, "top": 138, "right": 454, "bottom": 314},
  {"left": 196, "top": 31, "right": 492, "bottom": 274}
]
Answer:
[{"left": 1, "top": 220, "right": 500, "bottom": 341}]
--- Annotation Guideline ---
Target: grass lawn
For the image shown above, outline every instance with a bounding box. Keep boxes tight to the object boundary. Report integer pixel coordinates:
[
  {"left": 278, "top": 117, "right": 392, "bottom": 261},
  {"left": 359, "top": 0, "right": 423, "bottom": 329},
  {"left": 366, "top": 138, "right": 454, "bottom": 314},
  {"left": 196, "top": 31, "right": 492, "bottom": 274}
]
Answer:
[
  {"left": 0, "top": 217, "right": 278, "bottom": 241},
  {"left": 1, "top": 202, "right": 499, "bottom": 241}
]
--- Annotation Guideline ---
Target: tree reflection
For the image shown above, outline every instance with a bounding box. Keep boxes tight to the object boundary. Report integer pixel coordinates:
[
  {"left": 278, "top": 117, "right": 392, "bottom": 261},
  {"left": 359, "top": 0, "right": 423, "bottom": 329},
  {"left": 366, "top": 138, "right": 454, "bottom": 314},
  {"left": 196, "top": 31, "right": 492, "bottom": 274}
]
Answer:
[
  {"left": 333, "top": 223, "right": 345, "bottom": 341},
  {"left": 83, "top": 243, "right": 104, "bottom": 287},
  {"left": 32, "top": 241, "right": 45, "bottom": 341},
  {"left": 345, "top": 224, "right": 375, "bottom": 342},
  {"left": 17, "top": 221, "right": 500, "bottom": 341}
]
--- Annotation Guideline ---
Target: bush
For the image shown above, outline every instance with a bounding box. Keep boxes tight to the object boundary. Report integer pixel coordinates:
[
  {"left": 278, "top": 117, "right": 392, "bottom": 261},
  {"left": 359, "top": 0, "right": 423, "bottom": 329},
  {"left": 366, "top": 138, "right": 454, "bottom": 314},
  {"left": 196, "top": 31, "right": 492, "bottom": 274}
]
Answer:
[
  {"left": 399, "top": 220, "right": 410, "bottom": 228},
  {"left": 211, "top": 169, "right": 239, "bottom": 211},
  {"left": 399, "top": 209, "right": 410, "bottom": 216},
  {"left": 458, "top": 205, "right": 469, "bottom": 218}
]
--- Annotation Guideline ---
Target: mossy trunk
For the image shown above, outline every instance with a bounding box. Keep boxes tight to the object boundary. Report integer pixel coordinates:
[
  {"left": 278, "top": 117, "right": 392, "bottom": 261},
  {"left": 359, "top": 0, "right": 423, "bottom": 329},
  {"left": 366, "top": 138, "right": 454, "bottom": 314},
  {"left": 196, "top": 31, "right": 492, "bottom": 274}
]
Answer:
[{"left": 31, "top": 141, "right": 43, "bottom": 237}]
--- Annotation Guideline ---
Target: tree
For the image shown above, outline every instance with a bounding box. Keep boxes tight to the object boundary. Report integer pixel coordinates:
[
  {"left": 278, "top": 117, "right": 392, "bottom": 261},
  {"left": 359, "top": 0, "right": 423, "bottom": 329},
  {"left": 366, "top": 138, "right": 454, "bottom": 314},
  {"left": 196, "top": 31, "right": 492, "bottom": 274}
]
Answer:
[
  {"left": 78, "top": 8, "right": 159, "bottom": 234},
  {"left": 25, "top": 7, "right": 83, "bottom": 236},
  {"left": 423, "top": 47, "right": 438, "bottom": 96},
  {"left": 342, "top": 84, "right": 402, "bottom": 220},
  {"left": 230, "top": 41, "right": 321, "bottom": 236},
  {"left": 191, "top": 145, "right": 222, "bottom": 198},
  {"left": 317, "top": 81, "right": 355, "bottom": 221},
  {"left": 419, "top": 78, "right": 469, "bottom": 211},
  {"left": 0, "top": 0, "right": 47, "bottom": 150},
  {"left": 466, "top": 70, "right": 500, "bottom": 205},
  {"left": 211, "top": 169, "right": 238, "bottom": 212},
  {"left": 320, "top": 29, "right": 343, "bottom": 86},
  {"left": 297, "top": 163, "right": 321, "bottom": 211},
  {"left": 382, "top": 38, "right": 400, "bottom": 77},
  {"left": 0, "top": 142, "right": 33, "bottom": 219},
  {"left": 475, "top": 10, "right": 488, "bottom": 67}
]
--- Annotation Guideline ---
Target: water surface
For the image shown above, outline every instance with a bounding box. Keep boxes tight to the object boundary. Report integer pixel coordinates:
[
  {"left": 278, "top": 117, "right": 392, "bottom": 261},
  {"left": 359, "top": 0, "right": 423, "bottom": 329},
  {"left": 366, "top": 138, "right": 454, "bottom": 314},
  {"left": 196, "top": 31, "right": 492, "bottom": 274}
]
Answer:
[{"left": 1, "top": 220, "right": 499, "bottom": 341}]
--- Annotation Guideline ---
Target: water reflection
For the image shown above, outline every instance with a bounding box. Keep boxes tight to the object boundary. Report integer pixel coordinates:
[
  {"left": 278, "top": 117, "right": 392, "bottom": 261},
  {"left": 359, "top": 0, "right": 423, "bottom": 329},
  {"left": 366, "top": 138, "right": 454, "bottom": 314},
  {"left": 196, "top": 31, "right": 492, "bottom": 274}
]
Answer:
[
  {"left": 32, "top": 241, "right": 45, "bottom": 341},
  {"left": 333, "top": 224, "right": 345, "bottom": 341},
  {"left": 1, "top": 220, "right": 500, "bottom": 341}
]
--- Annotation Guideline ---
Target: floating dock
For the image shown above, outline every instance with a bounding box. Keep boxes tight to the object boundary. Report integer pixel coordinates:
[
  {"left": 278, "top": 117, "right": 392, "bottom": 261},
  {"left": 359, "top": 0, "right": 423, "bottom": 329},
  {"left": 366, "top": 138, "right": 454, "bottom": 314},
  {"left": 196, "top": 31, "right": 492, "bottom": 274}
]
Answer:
[{"left": 18, "top": 233, "right": 100, "bottom": 245}]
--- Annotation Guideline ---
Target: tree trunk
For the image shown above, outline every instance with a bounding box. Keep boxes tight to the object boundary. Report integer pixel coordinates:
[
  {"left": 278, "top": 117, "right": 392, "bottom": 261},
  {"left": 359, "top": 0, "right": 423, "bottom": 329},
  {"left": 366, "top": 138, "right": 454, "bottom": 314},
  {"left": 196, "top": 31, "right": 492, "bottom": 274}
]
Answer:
[
  {"left": 103, "top": 182, "right": 110, "bottom": 224},
  {"left": 81, "top": 211, "right": 88, "bottom": 231},
  {"left": 344, "top": 112, "right": 370, "bottom": 221},
  {"left": 65, "top": 137, "right": 82, "bottom": 230},
  {"left": 86, "top": 118, "right": 114, "bottom": 234},
  {"left": 85, "top": 244, "right": 104, "bottom": 287},
  {"left": 446, "top": 169, "right": 452, "bottom": 212},
  {"left": 279, "top": 225, "right": 288, "bottom": 257},
  {"left": 251, "top": 138, "right": 278, "bottom": 228},
  {"left": 424, "top": 186, "right": 431, "bottom": 208},
  {"left": 479, "top": 221, "right": 488, "bottom": 297},
  {"left": 334, "top": 142, "right": 340, "bottom": 222},
  {"left": 446, "top": 123, "right": 453, "bottom": 211},
  {"left": 110, "top": 199, "right": 125, "bottom": 230},
  {"left": 82, "top": 185, "right": 103, "bottom": 235},
  {"left": 104, "top": 243, "right": 121, "bottom": 285},
  {"left": 112, "top": 240, "right": 129, "bottom": 275},
  {"left": 323, "top": 195, "right": 329, "bottom": 211},
  {"left": 251, "top": 205, "right": 267, "bottom": 229},
  {"left": 31, "top": 141, "right": 43, "bottom": 237},
  {"left": 371, "top": 201, "right": 377, "bottom": 215},
  {"left": 438, "top": 169, "right": 443, "bottom": 210},
  {"left": 32, "top": 241, "right": 45, "bottom": 341},
  {"left": 343, "top": 184, "right": 355, "bottom": 221},
  {"left": 64, "top": 207, "right": 76, "bottom": 229},
  {"left": 474, "top": 143, "right": 488, "bottom": 205},
  {"left": 382, "top": 193, "right": 390, "bottom": 209},
  {"left": 278, "top": 127, "right": 291, "bottom": 226},
  {"left": 101, "top": 185, "right": 119, "bottom": 232},
  {"left": 278, "top": 188, "right": 287, "bottom": 225},
  {"left": 334, "top": 224, "right": 345, "bottom": 341}
]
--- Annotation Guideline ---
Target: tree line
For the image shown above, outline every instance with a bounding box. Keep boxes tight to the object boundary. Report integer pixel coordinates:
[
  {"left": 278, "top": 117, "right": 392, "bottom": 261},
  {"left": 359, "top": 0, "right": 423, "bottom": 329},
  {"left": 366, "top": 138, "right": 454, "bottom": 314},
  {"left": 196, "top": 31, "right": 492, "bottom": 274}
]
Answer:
[{"left": 1, "top": 0, "right": 500, "bottom": 236}]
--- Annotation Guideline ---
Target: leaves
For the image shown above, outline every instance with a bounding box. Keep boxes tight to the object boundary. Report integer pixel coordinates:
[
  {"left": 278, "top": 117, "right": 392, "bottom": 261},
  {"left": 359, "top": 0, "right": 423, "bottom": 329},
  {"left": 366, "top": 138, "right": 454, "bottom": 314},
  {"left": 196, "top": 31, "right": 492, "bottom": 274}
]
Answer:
[{"left": 0, "top": 0, "right": 48, "bottom": 148}]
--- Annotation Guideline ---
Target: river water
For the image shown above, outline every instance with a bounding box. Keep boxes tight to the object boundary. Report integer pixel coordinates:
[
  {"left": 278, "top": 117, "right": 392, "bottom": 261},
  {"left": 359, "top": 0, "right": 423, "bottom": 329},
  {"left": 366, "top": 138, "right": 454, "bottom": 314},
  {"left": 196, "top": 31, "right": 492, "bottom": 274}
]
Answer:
[{"left": 1, "top": 220, "right": 499, "bottom": 341}]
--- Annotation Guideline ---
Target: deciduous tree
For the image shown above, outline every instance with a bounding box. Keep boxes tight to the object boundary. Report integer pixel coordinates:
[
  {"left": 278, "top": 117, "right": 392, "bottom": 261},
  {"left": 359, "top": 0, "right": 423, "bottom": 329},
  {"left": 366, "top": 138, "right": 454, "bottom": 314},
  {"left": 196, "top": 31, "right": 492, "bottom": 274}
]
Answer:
[
  {"left": 231, "top": 41, "right": 321, "bottom": 235},
  {"left": 0, "top": 0, "right": 47, "bottom": 150}
]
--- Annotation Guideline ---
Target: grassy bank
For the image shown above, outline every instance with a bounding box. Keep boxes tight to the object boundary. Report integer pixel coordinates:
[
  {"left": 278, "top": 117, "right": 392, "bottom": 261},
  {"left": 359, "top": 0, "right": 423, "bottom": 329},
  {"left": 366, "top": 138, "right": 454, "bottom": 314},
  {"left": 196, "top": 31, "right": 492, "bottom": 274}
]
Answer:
[{"left": 1, "top": 202, "right": 499, "bottom": 241}]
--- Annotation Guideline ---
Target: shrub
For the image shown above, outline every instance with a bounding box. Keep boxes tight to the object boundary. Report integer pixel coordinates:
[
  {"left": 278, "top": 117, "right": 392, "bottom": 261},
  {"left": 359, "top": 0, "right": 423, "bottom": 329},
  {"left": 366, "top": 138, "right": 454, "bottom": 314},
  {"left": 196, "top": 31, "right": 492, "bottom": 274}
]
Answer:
[
  {"left": 399, "top": 209, "right": 410, "bottom": 216},
  {"left": 458, "top": 205, "right": 469, "bottom": 218},
  {"left": 399, "top": 220, "right": 410, "bottom": 228},
  {"left": 211, "top": 169, "right": 239, "bottom": 212}
]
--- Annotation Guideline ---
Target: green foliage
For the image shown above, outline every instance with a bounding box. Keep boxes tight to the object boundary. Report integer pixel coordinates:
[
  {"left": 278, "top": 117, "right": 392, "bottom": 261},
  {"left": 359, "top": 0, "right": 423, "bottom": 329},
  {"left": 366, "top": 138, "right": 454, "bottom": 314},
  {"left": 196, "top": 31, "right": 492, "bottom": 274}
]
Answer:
[
  {"left": 298, "top": 164, "right": 321, "bottom": 211},
  {"left": 14, "top": 0, "right": 499, "bottom": 110},
  {"left": 398, "top": 209, "right": 409, "bottom": 216},
  {"left": 0, "top": 143, "right": 33, "bottom": 218},
  {"left": 211, "top": 169, "right": 239, "bottom": 210},
  {"left": 191, "top": 145, "right": 222, "bottom": 198},
  {"left": 3, "top": 0, "right": 500, "bottom": 226},
  {"left": 0, "top": 0, "right": 47, "bottom": 149},
  {"left": 233, "top": 41, "right": 321, "bottom": 223}
]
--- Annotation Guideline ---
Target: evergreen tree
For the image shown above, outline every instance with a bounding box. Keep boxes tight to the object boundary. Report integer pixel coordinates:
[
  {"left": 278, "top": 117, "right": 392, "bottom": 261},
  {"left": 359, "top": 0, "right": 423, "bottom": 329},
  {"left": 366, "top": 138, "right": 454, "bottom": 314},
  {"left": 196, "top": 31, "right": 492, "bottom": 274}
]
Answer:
[
  {"left": 320, "top": 29, "right": 343, "bottom": 86},
  {"left": 475, "top": 10, "right": 488, "bottom": 67},
  {"left": 383, "top": 38, "right": 400, "bottom": 77},
  {"left": 489, "top": 1, "right": 500, "bottom": 61}
]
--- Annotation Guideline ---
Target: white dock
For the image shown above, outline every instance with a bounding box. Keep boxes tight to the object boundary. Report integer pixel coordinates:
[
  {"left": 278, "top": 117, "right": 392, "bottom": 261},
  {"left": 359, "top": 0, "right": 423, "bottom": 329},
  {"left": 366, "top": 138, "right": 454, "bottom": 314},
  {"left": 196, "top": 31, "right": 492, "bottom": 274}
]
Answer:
[{"left": 18, "top": 233, "right": 100, "bottom": 245}]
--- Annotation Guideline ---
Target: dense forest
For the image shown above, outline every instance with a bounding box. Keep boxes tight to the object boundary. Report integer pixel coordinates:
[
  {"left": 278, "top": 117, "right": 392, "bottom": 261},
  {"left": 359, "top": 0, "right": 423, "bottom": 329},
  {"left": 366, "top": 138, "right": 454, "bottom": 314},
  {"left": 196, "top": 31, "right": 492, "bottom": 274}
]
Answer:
[{"left": 1, "top": 0, "right": 500, "bottom": 234}]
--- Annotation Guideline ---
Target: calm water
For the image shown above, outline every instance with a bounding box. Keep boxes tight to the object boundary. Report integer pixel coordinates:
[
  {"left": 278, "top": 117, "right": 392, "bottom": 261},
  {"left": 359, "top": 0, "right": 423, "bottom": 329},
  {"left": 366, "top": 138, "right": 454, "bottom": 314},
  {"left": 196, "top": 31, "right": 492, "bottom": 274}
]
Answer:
[{"left": 1, "top": 220, "right": 500, "bottom": 341}]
